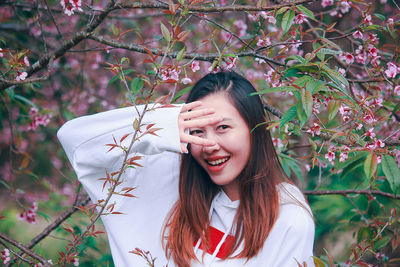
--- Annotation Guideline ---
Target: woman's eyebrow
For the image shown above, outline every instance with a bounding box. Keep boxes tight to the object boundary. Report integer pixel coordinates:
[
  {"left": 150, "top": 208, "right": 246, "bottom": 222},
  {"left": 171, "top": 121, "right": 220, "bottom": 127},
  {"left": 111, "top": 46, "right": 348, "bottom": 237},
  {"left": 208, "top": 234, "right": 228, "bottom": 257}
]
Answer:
[{"left": 221, "top": 117, "right": 233, "bottom": 122}]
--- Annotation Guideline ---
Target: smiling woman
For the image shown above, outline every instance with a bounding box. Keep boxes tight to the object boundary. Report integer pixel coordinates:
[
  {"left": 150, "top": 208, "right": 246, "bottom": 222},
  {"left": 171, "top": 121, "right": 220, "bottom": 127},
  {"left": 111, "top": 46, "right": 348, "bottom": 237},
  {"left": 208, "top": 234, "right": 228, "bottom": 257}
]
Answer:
[{"left": 57, "top": 71, "right": 315, "bottom": 267}]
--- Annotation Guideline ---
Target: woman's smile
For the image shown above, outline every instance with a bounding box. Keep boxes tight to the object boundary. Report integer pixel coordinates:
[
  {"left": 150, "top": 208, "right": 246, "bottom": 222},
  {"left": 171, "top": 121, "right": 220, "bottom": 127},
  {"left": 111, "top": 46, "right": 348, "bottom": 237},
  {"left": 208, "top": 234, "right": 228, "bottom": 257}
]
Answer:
[{"left": 190, "top": 92, "right": 251, "bottom": 200}]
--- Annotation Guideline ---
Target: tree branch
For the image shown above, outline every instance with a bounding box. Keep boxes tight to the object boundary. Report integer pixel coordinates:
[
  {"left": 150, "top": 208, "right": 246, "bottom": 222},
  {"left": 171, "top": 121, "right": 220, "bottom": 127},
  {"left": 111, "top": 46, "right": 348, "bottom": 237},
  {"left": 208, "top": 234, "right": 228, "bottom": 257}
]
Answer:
[
  {"left": 0, "top": 233, "right": 50, "bottom": 266},
  {"left": 304, "top": 189, "right": 400, "bottom": 199},
  {"left": 0, "top": 0, "right": 118, "bottom": 92},
  {"left": 87, "top": 34, "right": 283, "bottom": 65}
]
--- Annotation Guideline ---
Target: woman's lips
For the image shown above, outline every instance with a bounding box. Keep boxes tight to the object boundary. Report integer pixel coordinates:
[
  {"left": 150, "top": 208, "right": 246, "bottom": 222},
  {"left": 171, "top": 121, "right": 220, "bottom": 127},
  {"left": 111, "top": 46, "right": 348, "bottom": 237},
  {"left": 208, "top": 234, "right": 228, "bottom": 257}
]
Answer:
[{"left": 205, "top": 156, "right": 230, "bottom": 173}]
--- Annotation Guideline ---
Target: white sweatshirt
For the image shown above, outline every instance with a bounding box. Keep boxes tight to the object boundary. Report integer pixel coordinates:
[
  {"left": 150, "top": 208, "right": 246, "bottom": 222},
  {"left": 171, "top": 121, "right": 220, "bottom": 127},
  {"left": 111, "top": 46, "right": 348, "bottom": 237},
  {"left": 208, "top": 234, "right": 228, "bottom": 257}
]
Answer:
[{"left": 57, "top": 104, "right": 315, "bottom": 267}]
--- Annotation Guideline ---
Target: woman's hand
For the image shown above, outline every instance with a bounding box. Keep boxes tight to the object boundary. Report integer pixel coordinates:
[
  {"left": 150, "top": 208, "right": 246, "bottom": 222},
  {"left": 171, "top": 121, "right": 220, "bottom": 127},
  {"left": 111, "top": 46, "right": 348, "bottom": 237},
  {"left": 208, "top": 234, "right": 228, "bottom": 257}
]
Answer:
[{"left": 178, "top": 101, "right": 221, "bottom": 153}]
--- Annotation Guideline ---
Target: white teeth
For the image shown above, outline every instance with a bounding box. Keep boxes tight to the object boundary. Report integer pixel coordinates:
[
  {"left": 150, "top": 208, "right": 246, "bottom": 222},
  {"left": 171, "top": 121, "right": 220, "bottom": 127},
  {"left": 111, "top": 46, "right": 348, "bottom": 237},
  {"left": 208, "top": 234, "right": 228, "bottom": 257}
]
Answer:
[{"left": 207, "top": 157, "right": 229, "bottom": 166}]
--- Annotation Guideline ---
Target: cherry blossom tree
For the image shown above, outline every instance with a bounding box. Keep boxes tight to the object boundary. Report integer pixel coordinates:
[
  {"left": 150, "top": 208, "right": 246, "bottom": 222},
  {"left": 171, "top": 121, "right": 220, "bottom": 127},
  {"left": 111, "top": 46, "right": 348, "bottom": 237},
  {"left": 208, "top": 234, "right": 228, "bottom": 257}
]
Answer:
[{"left": 0, "top": 0, "right": 399, "bottom": 266}]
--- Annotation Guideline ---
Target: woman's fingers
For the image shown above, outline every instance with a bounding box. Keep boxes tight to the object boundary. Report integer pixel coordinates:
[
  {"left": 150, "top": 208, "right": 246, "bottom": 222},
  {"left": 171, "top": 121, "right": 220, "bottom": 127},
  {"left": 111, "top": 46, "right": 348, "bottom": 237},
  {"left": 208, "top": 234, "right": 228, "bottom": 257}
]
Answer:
[
  {"left": 180, "top": 101, "right": 202, "bottom": 112},
  {"left": 181, "top": 133, "right": 216, "bottom": 147},
  {"left": 181, "top": 116, "right": 222, "bottom": 129},
  {"left": 179, "top": 107, "right": 216, "bottom": 120}
]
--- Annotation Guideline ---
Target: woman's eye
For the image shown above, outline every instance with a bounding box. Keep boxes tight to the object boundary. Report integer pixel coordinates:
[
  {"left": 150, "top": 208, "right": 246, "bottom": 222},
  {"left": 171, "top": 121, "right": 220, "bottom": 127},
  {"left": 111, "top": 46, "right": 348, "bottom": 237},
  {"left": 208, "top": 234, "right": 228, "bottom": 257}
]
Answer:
[
  {"left": 217, "top": 125, "right": 230, "bottom": 131},
  {"left": 189, "top": 129, "right": 203, "bottom": 136}
]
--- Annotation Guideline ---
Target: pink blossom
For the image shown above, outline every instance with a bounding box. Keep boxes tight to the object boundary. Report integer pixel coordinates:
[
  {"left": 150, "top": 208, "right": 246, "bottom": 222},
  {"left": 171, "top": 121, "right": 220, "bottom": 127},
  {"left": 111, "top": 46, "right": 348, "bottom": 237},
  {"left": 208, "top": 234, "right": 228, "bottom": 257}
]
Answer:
[
  {"left": 27, "top": 107, "right": 52, "bottom": 131},
  {"left": 325, "top": 146, "right": 336, "bottom": 164},
  {"left": 16, "top": 71, "right": 27, "bottom": 81},
  {"left": 339, "top": 1, "right": 351, "bottom": 14},
  {"left": 191, "top": 61, "right": 200, "bottom": 72},
  {"left": 73, "top": 257, "right": 79, "bottom": 266},
  {"left": 181, "top": 77, "right": 192, "bottom": 84},
  {"left": 362, "top": 14, "right": 372, "bottom": 25},
  {"left": 220, "top": 31, "right": 232, "bottom": 42},
  {"left": 338, "top": 68, "right": 346, "bottom": 76},
  {"left": 24, "top": 55, "right": 30, "bottom": 66},
  {"left": 365, "top": 128, "right": 376, "bottom": 138},
  {"left": 321, "top": 0, "right": 334, "bottom": 8},
  {"left": 352, "top": 29, "right": 364, "bottom": 39},
  {"left": 260, "top": 12, "right": 276, "bottom": 24},
  {"left": 272, "top": 137, "right": 283, "bottom": 149},
  {"left": 341, "top": 52, "right": 354, "bottom": 64},
  {"left": 363, "top": 114, "right": 375, "bottom": 124},
  {"left": 388, "top": 18, "right": 394, "bottom": 26},
  {"left": 355, "top": 49, "right": 368, "bottom": 64},
  {"left": 255, "top": 57, "right": 266, "bottom": 64},
  {"left": 355, "top": 122, "right": 363, "bottom": 130},
  {"left": 367, "top": 44, "right": 378, "bottom": 57},
  {"left": 257, "top": 37, "right": 271, "bottom": 47},
  {"left": 233, "top": 20, "right": 247, "bottom": 37},
  {"left": 0, "top": 48, "right": 4, "bottom": 57},
  {"left": 264, "top": 68, "right": 280, "bottom": 87},
  {"left": 17, "top": 202, "right": 38, "bottom": 224},
  {"left": 1, "top": 249, "right": 10, "bottom": 264},
  {"left": 377, "top": 155, "right": 382, "bottom": 164},
  {"left": 385, "top": 62, "right": 399, "bottom": 79},
  {"left": 339, "top": 104, "right": 351, "bottom": 116},
  {"left": 375, "top": 139, "right": 385, "bottom": 148},
  {"left": 61, "top": 0, "right": 83, "bottom": 16},
  {"left": 339, "top": 145, "right": 350, "bottom": 162},
  {"left": 160, "top": 66, "right": 180, "bottom": 82},
  {"left": 312, "top": 97, "right": 321, "bottom": 114},
  {"left": 223, "top": 57, "right": 237, "bottom": 71},
  {"left": 294, "top": 12, "right": 307, "bottom": 24},
  {"left": 307, "top": 123, "right": 321, "bottom": 137},
  {"left": 367, "top": 33, "right": 379, "bottom": 44},
  {"left": 247, "top": 13, "right": 258, "bottom": 21},
  {"left": 394, "top": 85, "right": 400, "bottom": 96}
]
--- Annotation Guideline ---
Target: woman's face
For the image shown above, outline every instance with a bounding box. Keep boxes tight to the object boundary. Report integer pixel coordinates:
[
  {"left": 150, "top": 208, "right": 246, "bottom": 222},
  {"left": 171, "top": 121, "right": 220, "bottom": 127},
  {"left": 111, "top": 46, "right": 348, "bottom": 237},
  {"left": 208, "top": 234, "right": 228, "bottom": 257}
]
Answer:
[{"left": 189, "top": 92, "right": 251, "bottom": 201}]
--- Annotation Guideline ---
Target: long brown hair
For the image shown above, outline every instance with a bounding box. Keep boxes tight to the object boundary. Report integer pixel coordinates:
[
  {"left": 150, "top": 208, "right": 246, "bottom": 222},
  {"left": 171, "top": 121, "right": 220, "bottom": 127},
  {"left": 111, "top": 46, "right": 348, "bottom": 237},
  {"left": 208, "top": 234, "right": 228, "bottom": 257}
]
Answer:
[{"left": 163, "top": 72, "right": 286, "bottom": 267}]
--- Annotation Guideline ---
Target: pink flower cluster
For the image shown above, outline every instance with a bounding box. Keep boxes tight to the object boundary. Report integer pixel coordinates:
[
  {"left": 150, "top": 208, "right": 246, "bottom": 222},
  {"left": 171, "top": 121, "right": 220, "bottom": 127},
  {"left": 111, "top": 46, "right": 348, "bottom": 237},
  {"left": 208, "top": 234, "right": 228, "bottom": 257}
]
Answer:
[
  {"left": 339, "top": 146, "right": 350, "bottom": 162},
  {"left": 307, "top": 123, "right": 321, "bottom": 137},
  {"left": 17, "top": 202, "right": 38, "bottom": 224},
  {"left": 321, "top": 0, "right": 334, "bottom": 8},
  {"left": 385, "top": 62, "right": 400, "bottom": 79},
  {"left": 325, "top": 146, "right": 336, "bottom": 164},
  {"left": 1, "top": 249, "right": 10, "bottom": 264},
  {"left": 61, "top": 0, "right": 83, "bottom": 16},
  {"left": 294, "top": 12, "right": 307, "bottom": 24},
  {"left": 191, "top": 61, "right": 200, "bottom": 72},
  {"left": 160, "top": 66, "right": 180, "bottom": 82},
  {"left": 27, "top": 107, "right": 51, "bottom": 131},
  {"left": 233, "top": 20, "right": 247, "bottom": 37}
]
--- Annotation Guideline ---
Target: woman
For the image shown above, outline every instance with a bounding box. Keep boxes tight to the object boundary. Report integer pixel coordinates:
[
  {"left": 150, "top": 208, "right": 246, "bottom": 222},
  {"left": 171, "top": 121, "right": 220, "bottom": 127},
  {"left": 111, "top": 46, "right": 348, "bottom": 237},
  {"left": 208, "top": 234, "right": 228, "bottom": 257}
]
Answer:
[{"left": 58, "top": 71, "right": 314, "bottom": 267}]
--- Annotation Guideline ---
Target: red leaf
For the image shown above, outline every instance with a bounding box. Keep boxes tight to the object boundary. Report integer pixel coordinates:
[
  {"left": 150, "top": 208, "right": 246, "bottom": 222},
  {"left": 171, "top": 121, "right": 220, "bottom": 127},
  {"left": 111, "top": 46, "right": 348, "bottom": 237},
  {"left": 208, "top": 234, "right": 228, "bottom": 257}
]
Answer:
[
  {"left": 111, "top": 211, "right": 124, "bottom": 214},
  {"left": 146, "top": 123, "right": 155, "bottom": 130},
  {"left": 0, "top": 215, "right": 5, "bottom": 220},
  {"left": 120, "top": 133, "right": 131, "bottom": 143},
  {"left": 105, "top": 144, "right": 118, "bottom": 152},
  {"left": 122, "top": 193, "right": 136, "bottom": 198}
]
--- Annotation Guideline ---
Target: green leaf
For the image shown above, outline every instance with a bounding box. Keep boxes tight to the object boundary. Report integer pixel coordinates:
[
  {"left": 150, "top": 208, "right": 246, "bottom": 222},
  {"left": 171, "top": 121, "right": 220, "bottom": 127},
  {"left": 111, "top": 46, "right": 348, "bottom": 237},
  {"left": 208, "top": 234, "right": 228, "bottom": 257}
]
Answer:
[
  {"left": 363, "top": 25, "right": 382, "bottom": 31},
  {"left": 250, "top": 86, "right": 297, "bottom": 95},
  {"left": 276, "top": 6, "right": 289, "bottom": 16},
  {"left": 107, "top": 69, "right": 135, "bottom": 88},
  {"left": 374, "top": 13, "right": 386, "bottom": 21},
  {"left": 296, "top": 100, "right": 307, "bottom": 128},
  {"left": 316, "top": 48, "right": 342, "bottom": 56},
  {"left": 313, "top": 257, "right": 326, "bottom": 267},
  {"left": 171, "top": 86, "right": 192, "bottom": 103},
  {"left": 374, "top": 235, "right": 391, "bottom": 250},
  {"left": 160, "top": 22, "right": 170, "bottom": 42},
  {"left": 381, "top": 155, "right": 400, "bottom": 195},
  {"left": 278, "top": 153, "right": 304, "bottom": 182},
  {"left": 327, "top": 100, "right": 340, "bottom": 122},
  {"left": 6, "top": 87, "right": 15, "bottom": 99},
  {"left": 37, "top": 211, "right": 51, "bottom": 223},
  {"left": 302, "top": 88, "right": 313, "bottom": 119},
  {"left": 14, "top": 95, "right": 38, "bottom": 108},
  {"left": 364, "top": 153, "right": 377, "bottom": 180},
  {"left": 297, "top": 5, "right": 315, "bottom": 20},
  {"left": 281, "top": 10, "right": 295, "bottom": 36},
  {"left": 279, "top": 105, "right": 297, "bottom": 131},
  {"left": 285, "top": 54, "right": 306, "bottom": 65},
  {"left": 320, "top": 37, "right": 342, "bottom": 51},
  {"left": 130, "top": 78, "right": 144, "bottom": 95},
  {"left": 306, "top": 78, "right": 325, "bottom": 94},
  {"left": 282, "top": 69, "right": 302, "bottom": 79},
  {"left": 176, "top": 46, "right": 186, "bottom": 62}
]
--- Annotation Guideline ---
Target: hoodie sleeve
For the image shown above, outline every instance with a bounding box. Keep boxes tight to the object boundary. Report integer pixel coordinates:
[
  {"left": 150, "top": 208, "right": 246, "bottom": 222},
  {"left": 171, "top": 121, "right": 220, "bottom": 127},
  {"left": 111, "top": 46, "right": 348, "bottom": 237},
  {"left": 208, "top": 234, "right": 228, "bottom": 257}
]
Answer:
[{"left": 57, "top": 104, "right": 183, "bottom": 202}]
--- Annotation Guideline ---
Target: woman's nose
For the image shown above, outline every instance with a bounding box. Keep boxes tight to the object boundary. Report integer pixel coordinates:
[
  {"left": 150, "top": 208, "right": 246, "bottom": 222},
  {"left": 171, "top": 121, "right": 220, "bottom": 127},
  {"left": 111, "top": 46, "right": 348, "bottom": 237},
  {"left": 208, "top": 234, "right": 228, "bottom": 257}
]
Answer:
[{"left": 202, "top": 141, "right": 220, "bottom": 154}]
